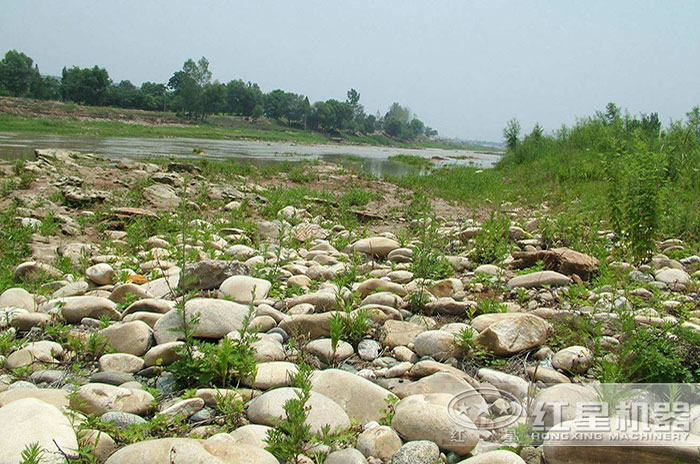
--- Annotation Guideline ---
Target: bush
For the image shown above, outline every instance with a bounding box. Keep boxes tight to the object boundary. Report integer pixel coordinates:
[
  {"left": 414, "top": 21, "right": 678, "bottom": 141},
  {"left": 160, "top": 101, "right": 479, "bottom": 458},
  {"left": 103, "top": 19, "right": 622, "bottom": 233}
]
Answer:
[{"left": 471, "top": 212, "right": 511, "bottom": 264}]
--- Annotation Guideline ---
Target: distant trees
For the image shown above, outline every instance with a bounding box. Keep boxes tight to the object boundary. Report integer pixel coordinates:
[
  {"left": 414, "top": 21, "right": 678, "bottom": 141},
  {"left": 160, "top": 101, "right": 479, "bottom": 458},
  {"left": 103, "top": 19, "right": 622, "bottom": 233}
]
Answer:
[
  {"left": 0, "top": 49, "right": 442, "bottom": 138},
  {"left": 61, "top": 65, "right": 111, "bottom": 105},
  {"left": 0, "top": 50, "right": 36, "bottom": 97},
  {"left": 503, "top": 118, "right": 521, "bottom": 152}
]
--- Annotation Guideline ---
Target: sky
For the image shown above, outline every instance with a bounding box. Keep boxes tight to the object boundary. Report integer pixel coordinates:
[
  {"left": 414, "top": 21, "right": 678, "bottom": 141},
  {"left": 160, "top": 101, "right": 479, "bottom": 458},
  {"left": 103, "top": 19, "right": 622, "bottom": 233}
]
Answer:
[{"left": 2, "top": 1, "right": 699, "bottom": 141}]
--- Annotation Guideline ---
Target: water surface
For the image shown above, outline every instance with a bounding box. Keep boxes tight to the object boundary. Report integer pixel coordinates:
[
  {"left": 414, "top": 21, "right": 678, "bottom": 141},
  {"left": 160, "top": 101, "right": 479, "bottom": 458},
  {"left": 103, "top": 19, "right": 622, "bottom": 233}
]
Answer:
[{"left": 0, "top": 131, "right": 501, "bottom": 177}]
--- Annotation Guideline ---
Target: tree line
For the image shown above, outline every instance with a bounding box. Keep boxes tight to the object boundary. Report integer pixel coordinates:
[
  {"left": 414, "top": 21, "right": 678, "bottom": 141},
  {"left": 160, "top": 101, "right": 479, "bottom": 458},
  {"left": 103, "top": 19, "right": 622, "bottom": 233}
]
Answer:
[{"left": 0, "top": 50, "right": 437, "bottom": 140}]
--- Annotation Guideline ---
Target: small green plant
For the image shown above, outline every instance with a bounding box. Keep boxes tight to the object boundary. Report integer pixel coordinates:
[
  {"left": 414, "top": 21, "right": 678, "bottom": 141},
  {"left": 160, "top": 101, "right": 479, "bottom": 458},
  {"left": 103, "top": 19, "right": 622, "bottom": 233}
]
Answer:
[
  {"left": 471, "top": 212, "right": 511, "bottom": 264},
  {"left": 266, "top": 359, "right": 314, "bottom": 463},
  {"left": 18, "top": 442, "right": 44, "bottom": 464},
  {"left": 476, "top": 298, "right": 508, "bottom": 314},
  {"left": 378, "top": 394, "right": 399, "bottom": 426}
]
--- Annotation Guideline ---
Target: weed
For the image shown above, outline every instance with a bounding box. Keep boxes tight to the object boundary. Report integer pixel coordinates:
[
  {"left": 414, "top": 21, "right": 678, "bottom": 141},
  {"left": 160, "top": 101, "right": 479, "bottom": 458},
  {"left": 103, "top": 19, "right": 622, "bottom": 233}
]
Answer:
[{"left": 471, "top": 212, "right": 511, "bottom": 264}]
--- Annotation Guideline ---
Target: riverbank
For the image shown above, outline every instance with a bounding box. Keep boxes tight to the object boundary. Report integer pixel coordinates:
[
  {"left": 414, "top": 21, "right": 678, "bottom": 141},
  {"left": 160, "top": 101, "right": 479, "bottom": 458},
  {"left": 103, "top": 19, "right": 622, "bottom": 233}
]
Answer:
[
  {"left": 0, "top": 97, "right": 500, "bottom": 152},
  {"left": 0, "top": 150, "right": 698, "bottom": 463}
]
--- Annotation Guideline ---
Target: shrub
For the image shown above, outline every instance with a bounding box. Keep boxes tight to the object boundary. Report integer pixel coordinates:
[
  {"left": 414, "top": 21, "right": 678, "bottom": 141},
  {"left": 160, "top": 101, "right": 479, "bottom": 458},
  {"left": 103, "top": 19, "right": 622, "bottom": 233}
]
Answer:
[{"left": 471, "top": 212, "right": 511, "bottom": 264}]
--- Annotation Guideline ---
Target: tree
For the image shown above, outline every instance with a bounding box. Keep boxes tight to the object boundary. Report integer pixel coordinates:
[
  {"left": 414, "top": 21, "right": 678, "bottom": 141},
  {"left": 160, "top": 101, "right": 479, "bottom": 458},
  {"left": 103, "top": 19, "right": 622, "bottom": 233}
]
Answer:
[
  {"left": 0, "top": 50, "right": 38, "bottom": 97},
  {"left": 604, "top": 102, "right": 621, "bottom": 125},
  {"left": 251, "top": 104, "right": 264, "bottom": 121},
  {"left": 687, "top": 106, "right": 700, "bottom": 136},
  {"left": 225, "top": 80, "right": 263, "bottom": 116},
  {"left": 409, "top": 118, "right": 425, "bottom": 138},
  {"left": 61, "top": 65, "right": 111, "bottom": 105},
  {"left": 168, "top": 57, "right": 211, "bottom": 119},
  {"left": 425, "top": 126, "right": 438, "bottom": 137},
  {"left": 201, "top": 81, "right": 226, "bottom": 119},
  {"left": 503, "top": 118, "right": 521, "bottom": 152},
  {"left": 140, "top": 81, "right": 168, "bottom": 111},
  {"left": 107, "top": 80, "right": 142, "bottom": 108},
  {"left": 264, "top": 89, "right": 287, "bottom": 120}
]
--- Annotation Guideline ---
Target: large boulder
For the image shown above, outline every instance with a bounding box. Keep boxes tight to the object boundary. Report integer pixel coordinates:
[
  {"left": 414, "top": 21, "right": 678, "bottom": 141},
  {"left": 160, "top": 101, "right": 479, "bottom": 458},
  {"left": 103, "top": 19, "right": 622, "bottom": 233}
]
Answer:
[
  {"left": 532, "top": 383, "right": 598, "bottom": 429},
  {"left": 381, "top": 320, "right": 425, "bottom": 348},
  {"left": 511, "top": 248, "right": 599, "bottom": 280},
  {"left": 0, "top": 398, "right": 78, "bottom": 464},
  {"left": 392, "top": 393, "right": 479, "bottom": 455},
  {"left": 352, "top": 237, "right": 400, "bottom": 258},
  {"left": 246, "top": 387, "right": 350, "bottom": 433},
  {"left": 310, "top": 369, "right": 394, "bottom": 424},
  {"left": 60, "top": 296, "right": 121, "bottom": 323},
  {"left": 70, "top": 383, "right": 154, "bottom": 416},
  {"left": 98, "top": 321, "right": 153, "bottom": 356},
  {"left": 475, "top": 313, "right": 550, "bottom": 356},
  {"left": 153, "top": 298, "right": 250, "bottom": 344},
  {"left": 278, "top": 312, "right": 337, "bottom": 339},
  {"left": 543, "top": 419, "right": 700, "bottom": 463},
  {"left": 180, "top": 260, "right": 250, "bottom": 290},
  {"left": 6, "top": 340, "right": 64, "bottom": 369},
  {"left": 0, "top": 287, "right": 35, "bottom": 311},
  {"left": 219, "top": 275, "right": 271, "bottom": 303},
  {"left": 457, "top": 450, "right": 526, "bottom": 463}
]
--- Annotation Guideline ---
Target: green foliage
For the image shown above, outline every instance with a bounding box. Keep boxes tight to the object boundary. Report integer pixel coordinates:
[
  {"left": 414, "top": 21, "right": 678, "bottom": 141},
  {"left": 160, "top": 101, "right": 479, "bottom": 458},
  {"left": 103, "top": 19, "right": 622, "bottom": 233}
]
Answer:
[
  {"left": 328, "top": 306, "right": 370, "bottom": 350},
  {"left": 18, "top": 443, "right": 44, "bottom": 464},
  {"left": 0, "top": 204, "right": 33, "bottom": 292},
  {"left": 471, "top": 212, "right": 511, "bottom": 264},
  {"left": 476, "top": 298, "right": 507, "bottom": 314},
  {"left": 608, "top": 145, "right": 663, "bottom": 262},
  {"left": 378, "top": 394, "right": 399, "bottom": 426},
  {"left": 266, "top": 360, "right": 314, "bottom": 463},
  {"left": 0, "top": 329, "right": 22, "bottom": 357},
  {"left": 388, "top": 154, "right": 432, "bottom": 168}
]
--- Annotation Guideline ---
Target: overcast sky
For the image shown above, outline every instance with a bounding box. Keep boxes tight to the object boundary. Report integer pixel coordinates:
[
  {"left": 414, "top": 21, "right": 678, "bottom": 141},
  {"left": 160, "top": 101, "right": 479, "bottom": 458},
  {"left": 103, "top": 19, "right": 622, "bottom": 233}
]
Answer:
[{"left": 2, "top": 1, "right": 699, "bottom": 141}]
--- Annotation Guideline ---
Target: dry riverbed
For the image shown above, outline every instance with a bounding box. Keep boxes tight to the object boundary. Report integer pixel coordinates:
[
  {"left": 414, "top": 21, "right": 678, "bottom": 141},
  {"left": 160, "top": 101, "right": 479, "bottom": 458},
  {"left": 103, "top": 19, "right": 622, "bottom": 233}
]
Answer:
[{"left": 0, "top": 149, "right": 699, "bottom": 463}]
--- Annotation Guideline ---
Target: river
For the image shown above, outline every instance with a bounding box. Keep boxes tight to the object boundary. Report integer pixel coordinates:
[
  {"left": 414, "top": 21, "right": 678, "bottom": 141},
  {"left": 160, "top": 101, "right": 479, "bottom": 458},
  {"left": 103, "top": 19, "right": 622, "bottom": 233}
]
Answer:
[{"left": 0, "top": 131, "right": 501, "bottom": 177}]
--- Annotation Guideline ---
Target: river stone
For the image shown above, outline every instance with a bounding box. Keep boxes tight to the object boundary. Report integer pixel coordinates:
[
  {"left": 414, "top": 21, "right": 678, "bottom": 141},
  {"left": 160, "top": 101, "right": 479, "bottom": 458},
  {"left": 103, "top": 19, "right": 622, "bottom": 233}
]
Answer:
[
  {"left": 91, "top": 371, "right": 135, "bottom": 386},
  {"left": 394, "top": 372, "right": 477, "bottom": 398},
  {"left": 278, "top": 312, "right": 337, "bottom": 339},
  {"left": 0, "top": 398, "right": 79, "bottom": 464},
  {"left": 109, "top": 283, "right": 153, "bottom": 304},
  {"left": 543, "top": 419, "right": 700, "bottom": 463},
  {"left": 101, "top": 411, "right": 147, "bottom": 429},
  {"left": 551, "top": 345, "right": 593, "bottom": 374},
  {"left": 250, "top": 335, "right": 286, "bottom": 362},
  {"left": 526, "top": 366, "right": 571, "bottom": 384},
  {"left": 105, "top": 438, "right": 278, "bottom": 464},
  {"left": 14, "top": 261, "right": 63, "bottom": 282},
  {"left": 60, "top": 296, "right": 121, "bottom": 323},
  {"left": 10, "top": 312, "right": 52, "bottom": 330},
  {"left": 655, "top": 268, "right": 692, "bottom": 287},
  {"left": 507, "top": 271, "right": 571, "bottom": 288},
  {"left": 86, "top": 263, "right": 115, "bottom": 285},
  {"left": 457, "top": 449, "right": 526, "bottom": 463},
  {"left": 121, "top": 298, "right": 175, "bottom": 317},
  {"left": 352, "top": 237, "right": 400, "bottom": 258},
  {"left": 246, "top": 387, "right": 350, "bottom": 433},
  {"left": 144, "top": 341, "right": 184, "bottom": 367},
  {"left": 392, "top": 393, "right": 479, "bottom": 454},
  {"left": 361, "top": 291, "right": 404, "bottom": 308},
  {"left": 381, "top": 320, "right": 425, "bottom": 348},
  {"left": 532, "top": 383, "right": 599, "bottom": 428},
  {"left": 0, "top": 287, "right": 35, "bottom": 311},
  {"left": 160, "top": 398, "right": 205, "bottom": 418},
  {"left": 475, "top": 313, "right": 550, "bottom": 356},
  {"left": 306, "top": 338, "right": 354, "bottom": 363},
  {"left": 0, "top": 388, "right": 70, "bottom": 409},
  {"left": 70, "top": 383, "right": 154, "bottom": 416},
  {"left": 228, "top": 424, "right": 273, "bottom": 449},
  {"left": 99, "top": 320, "right": 153, "bottom": 356},
  {"left": 286, "top": 291, "right": 340, "bottom": 311},
  {"left": 358, "top": 339, "right": 382, "bottom": 361},
  {"left": 154, "top": 298, "right": 250, "bottom": 344},
  {"left": 357, "top": 279, "right": 407, "bottom": 297},
  {"left": 356, "top": 425, "right": 402, "bottom": 462},
  {"left": 99, "top": 353, "right": 145, "bottom": 373},
  {"left": 326, "top": 448, "right": 369, "bottom": 464},
  {"left": 413, "top": 330, "right": 458, "bottom": 360},
  {"left": 143, "top": 183, "right": 179, "bottom": 208},
  {"left": 392, "top": 440, "right": 441, "bottom": 464},
  {"left": 219, "top": 275, "right": 272, "bottom": 303},
  {"left": 426, "top": 298, "right": 477, "bottom": 316},
  {"left": 242, "top": 361, "right": 298, "bottom": 390},
  {"left": 477, "top": 368, "right": 529, "bottom": 401},
  {"left": 310, "top": 369, "right": 394, "bottom": 424},
  {"left": 180, "top": 260, "right": 250, "bottom": 290},
  {"left": 6, "top": 340, "right": 64, "bottom": 369},
  {"left": 53, "top": 281, "right": 90, "bottom": 298},
  {"left": 78, "top": 429, "right": 117, "bottom": 463}
]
